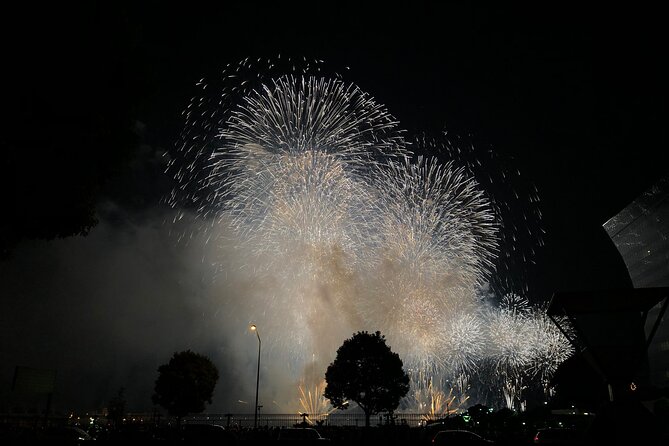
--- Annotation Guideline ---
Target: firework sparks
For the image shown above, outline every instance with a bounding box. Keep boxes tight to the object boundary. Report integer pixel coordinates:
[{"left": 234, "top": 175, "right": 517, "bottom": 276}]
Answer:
[
  {"left": 362, "top": 156, "right": 498, "bottom": 371},
  {"left": 298, "top": 380, "right": 336, "bottom": 424},
  {"left": 528, "top": 307, "right": 575, "bottom": 396},
  {"left": 167, "top": 59, "right": 572, "bottom": 412},
  {"left": 484, "top": 294, "right": 534, "bottom": 409},
  {"left": 370, "top": 156, "right": 498, "bottom": 282},
  {"left": 411, "top": 372, "right": 468, "bottom": 421}
]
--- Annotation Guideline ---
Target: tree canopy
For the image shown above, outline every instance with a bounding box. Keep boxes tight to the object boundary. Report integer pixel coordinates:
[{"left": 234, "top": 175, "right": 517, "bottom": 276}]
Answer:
[
  {"left": 324, "top": 331, "right": 410, "bottom": 426},
  {"left": 1, "top": 5, "right": 143, "bottom": 259},
  {"left": 152, "top": 350, "right": 219, "bottom": 419}
]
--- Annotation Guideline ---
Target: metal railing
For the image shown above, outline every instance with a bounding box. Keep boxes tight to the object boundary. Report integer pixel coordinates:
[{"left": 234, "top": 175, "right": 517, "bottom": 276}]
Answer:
[{"left": 184, "top": 412, "right": 430, "bottom": 428}]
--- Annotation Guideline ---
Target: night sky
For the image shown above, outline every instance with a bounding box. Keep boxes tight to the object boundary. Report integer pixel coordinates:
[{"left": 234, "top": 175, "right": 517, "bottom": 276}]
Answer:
[{"left": 1, "top": 3, "right": 667, "bottom": 413}]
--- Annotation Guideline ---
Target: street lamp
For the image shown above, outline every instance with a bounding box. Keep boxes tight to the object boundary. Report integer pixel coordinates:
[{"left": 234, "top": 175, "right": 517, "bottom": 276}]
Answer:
[{"left": 250, "top": 324, "right": 261, "bottom": 428}]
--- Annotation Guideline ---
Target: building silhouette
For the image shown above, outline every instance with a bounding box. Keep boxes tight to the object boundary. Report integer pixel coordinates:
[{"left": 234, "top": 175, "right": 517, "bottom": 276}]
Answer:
[{"left": 604, "top": 176, "right": 669, "bottom": 389}]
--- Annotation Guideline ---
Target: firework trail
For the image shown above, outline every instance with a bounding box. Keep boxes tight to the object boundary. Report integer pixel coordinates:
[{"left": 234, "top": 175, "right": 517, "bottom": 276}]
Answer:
[
  {"left": 408, "top": 370, "right": 469, "bottom": 420},
  {"left": 298, "top": 380, "right": 336, "bottom": 424},
  {"left": 167, "top": 58, "right": 572, "bottom": 412}
]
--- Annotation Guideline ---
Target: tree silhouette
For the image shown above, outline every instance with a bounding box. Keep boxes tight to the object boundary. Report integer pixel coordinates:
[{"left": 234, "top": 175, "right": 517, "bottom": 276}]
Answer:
[
  {"left": 324, "top": 331, "right": 410, "bottom": 427},
  {"left": 152, "top": 350, "right": 219, "bottom": 423},
  {"left": 2, "top": 6, "right": 142, "bottom": 258}
]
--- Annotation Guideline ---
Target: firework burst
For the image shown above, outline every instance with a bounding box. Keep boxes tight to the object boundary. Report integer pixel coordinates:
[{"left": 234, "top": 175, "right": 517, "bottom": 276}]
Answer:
[
  {"left": 167, "top": 59, "right": 572, "bottom": 412},
  {"left": 361, "top": 156, "right": 497, "bottom": 371},
  {"left": 528, "top": 307, "right": 575, "bottom": 396},
  {"left": 484, "top": 294, "right": 534, "bottom": 409},
  {"left": 369, "top": 156, "right": 498, "bottom": 283},
  {"left": 410, "top": 371, "right": 468, "bottom": 421},
  {"left": 298, "top": 380, "right": 336, "bottom": 424}
]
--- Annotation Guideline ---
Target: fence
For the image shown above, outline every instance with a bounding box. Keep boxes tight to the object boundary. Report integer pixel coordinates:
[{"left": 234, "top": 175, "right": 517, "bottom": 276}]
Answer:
[
  {"left": 184, "top": 412, "right": 429, "bottom": 428},
  {"left": 0, "top": 411, "right": 435, "bottom": 429}
]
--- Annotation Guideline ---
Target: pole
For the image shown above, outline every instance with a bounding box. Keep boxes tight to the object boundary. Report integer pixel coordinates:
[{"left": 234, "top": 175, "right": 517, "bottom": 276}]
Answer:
[{"left": 254, "top": 329, "right": 261, "bottom": 429}]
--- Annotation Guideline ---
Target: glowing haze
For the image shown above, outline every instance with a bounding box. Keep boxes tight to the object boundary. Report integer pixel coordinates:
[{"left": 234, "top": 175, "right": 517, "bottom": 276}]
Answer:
[{"left": 166, "top": 59, "right": 573, "bottom": 412}]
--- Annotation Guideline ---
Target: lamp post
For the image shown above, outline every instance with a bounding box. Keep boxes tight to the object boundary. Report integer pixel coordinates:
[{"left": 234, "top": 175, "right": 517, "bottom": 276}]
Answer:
[{"left": 250, "top": 324, "right": 261, "bottom": 429}]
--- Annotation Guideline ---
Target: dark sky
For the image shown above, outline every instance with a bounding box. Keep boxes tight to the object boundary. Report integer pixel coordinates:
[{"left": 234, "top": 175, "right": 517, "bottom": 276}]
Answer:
[
  {"left": 1, "top": 3, "right": 667, "bottom": 412},
  {"left": 103, "top": 2, "right": 667, "bottom": 292}
]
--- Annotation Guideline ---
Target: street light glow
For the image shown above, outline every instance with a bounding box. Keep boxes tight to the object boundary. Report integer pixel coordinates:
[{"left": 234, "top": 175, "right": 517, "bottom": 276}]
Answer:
[{"left": 250, "top": 323, "right": 261, "bottom": 428}]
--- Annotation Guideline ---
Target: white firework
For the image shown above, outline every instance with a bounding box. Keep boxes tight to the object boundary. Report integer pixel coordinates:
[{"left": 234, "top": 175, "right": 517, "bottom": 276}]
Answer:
[
  {"left": 485, "top": 293, "right": 534, "bottom": 409},
  {"left": 369, "top": 156, "right": 498, "bottom": 284},
  {"left": 361, "top": 156, "right": 497, "bottom": 373},
  {"left": 166, "top": 60, "right": 572, "bottom": 412},
  {"left": 527, "top": 306, "right": 575, "bottom": 395},
  {"left": 445, "top": 312, "right": 486, "bottom": 377}
]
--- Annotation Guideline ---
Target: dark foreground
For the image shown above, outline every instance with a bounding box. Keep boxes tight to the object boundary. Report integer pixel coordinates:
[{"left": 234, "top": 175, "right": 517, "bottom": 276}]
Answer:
[{"left": 1, "top": 422, "right": 667, "bottom": 446}]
